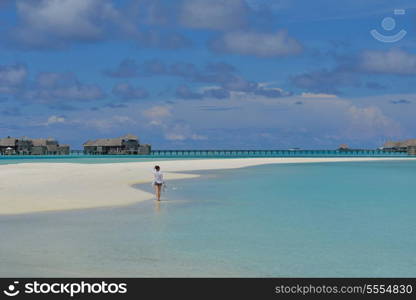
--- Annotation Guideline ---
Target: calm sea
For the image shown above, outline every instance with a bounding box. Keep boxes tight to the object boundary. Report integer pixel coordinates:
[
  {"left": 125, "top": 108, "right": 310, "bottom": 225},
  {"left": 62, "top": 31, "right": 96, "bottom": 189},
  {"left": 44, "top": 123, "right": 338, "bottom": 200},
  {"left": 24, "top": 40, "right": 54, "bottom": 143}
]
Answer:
[
  {"left": 0, "top": 149, "right": 409, "bottom": 165},
  {"left": 0, "top": 160, "right": 415, "bottom": 277}
]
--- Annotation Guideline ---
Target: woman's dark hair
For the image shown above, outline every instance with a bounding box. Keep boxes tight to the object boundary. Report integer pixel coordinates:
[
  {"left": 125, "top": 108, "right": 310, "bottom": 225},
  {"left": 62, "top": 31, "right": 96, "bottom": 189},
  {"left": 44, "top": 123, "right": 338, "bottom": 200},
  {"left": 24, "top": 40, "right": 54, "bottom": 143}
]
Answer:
[{"left": 155, "top": 165, "right": 160, "bottom": 171}]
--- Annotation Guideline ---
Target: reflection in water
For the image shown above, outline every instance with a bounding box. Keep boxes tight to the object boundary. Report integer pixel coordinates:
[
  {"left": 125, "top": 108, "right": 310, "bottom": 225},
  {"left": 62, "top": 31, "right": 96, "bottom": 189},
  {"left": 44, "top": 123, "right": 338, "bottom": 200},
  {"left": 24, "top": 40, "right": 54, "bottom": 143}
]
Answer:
[
  {"left": 2, "top": 162, "right": 416, "bottom": 277},
  {"left": 155, "top": 200, "right": 161, "bottom": 213}
]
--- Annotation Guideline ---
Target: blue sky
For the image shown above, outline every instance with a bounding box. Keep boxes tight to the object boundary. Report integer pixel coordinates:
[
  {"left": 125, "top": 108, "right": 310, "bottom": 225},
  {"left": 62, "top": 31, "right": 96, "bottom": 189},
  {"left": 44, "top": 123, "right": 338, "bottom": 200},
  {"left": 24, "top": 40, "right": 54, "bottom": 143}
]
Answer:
[{"left": 1, "top": 0, "right": 416, "bottom": 149}]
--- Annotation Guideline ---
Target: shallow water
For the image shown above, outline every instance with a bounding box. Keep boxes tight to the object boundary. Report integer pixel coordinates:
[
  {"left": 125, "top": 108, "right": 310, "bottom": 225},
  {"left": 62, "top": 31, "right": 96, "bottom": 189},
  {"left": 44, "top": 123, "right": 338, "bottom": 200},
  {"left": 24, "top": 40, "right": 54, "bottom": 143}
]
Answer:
[
  {"left": 0, "top": 149, "right": 410, "bottom": 165},
  {"left": 0, "top": 155, "right": 204, "bottom": 165},
  {"left": 1, "top": 161, "right": 415, "bottom": 277}
]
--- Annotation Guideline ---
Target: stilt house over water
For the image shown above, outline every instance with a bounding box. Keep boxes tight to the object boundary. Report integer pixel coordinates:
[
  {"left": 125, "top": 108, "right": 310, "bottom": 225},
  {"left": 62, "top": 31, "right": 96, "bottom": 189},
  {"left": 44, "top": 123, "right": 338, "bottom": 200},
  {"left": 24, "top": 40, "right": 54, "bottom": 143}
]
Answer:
[
  {"left": 0, "top": 136, "right": 70, "bottom": 155},
  {"left": 83, "top": 134, "right": 151, "bottom": 155}
]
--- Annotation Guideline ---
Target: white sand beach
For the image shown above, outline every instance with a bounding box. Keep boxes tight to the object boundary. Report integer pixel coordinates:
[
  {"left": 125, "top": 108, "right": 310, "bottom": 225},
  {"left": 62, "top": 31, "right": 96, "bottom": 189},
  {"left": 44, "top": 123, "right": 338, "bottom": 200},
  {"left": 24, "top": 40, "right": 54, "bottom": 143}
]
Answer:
[{"left": 1, "top": 157, "right": 415, "bottom": 215}]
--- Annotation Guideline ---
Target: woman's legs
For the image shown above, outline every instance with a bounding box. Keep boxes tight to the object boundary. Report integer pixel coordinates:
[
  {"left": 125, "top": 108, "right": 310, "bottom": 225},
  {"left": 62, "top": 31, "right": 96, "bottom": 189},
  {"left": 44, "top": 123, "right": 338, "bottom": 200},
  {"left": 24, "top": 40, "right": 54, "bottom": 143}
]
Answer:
[
  {"left": 154, "top": 184, "right": 158, "bottom": 200},
  {"left": 155, "top": 184, "right": 162, "bottom": 201}
]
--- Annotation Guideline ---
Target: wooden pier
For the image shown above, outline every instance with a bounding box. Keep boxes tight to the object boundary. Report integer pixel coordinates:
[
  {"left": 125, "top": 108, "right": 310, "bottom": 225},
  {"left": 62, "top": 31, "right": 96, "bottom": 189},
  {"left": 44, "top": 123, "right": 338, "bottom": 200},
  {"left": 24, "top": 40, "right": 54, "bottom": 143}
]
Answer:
[
  {"left": 2, "top": 149, "right": 408, "bottom": 158},
  {"left": 70, "top": 150, "right": 84, "bottom": 155},
  {"left": 150, "top": 149, "right": 408, "bottom": 157}
]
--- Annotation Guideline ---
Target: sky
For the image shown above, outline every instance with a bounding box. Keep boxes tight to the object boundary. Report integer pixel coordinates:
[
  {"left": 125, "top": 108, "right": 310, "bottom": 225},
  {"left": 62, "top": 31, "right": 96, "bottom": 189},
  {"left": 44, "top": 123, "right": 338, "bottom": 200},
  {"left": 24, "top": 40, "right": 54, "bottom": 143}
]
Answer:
[{"left": 1, "top": 0, "right": 416, "bottom": 150}]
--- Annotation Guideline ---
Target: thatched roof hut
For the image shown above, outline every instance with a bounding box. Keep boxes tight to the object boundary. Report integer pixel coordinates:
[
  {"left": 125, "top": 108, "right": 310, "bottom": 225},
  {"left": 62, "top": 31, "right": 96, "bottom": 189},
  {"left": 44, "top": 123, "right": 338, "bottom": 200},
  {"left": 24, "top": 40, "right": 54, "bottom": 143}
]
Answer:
[
  {"left": 0, "top": 137, "right": 17, "bottom": 147},
  {"left": 83, "top": 134, "right": 139, "bottom": 147},
  {"left": 383, "top": 139, "right": 416, "bottom": 149}
]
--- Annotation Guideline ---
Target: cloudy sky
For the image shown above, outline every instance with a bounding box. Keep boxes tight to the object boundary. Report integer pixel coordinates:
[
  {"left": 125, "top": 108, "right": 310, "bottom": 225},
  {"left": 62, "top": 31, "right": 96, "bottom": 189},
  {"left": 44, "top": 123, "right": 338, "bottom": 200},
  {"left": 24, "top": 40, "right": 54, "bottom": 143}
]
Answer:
[{"left": 1, "top": 0, "right": 416, "bottom": 149}]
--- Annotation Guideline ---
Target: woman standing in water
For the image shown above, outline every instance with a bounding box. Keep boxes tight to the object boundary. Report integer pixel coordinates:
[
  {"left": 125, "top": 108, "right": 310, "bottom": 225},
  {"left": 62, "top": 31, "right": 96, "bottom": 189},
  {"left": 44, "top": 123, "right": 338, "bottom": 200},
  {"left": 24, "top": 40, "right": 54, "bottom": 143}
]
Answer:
[{"left": 153, "top": 165, "right": 164, "bottom": 201}]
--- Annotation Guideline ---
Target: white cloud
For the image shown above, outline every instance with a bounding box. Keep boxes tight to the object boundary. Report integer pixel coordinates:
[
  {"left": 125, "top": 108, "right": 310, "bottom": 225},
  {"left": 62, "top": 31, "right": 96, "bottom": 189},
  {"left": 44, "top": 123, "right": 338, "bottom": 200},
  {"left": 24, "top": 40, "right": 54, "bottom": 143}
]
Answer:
[
  {"left": 44, "top": 115, "right": 65, "bottom": 125},
  {"left": 211, "top": 30, "right": 302, "bottom": 57},
  {"left": 344, "top": 105, "right": 402, "bottom": 139},
  {"left": 36, "top": 72, "right": 66, "bottom": 88},
  {"left": 301, "top": 92, "right": 338, "bottom": 98},
  {"left": 142, "top": 105, "right": 207, "bottom": 141},
  {"left": 12, "top": 0, "right": 188, "bottom": 49},
  {"left": 359, "top": 49, "right": 416, "bottom": 75},
  {"left": 0, "top": 64, "right": 27, "bottom": 94},
  {"left": 143, "top": 105, "right": 172, "bottom": 119},
  {"left": 164, "top": 123, "right": 208, "bottom": 141},
  {"left": 191, "top": 134, "right": 208, "bottom": 140},
  {"left": 112, "top": 82, "right": 149, "bottom": 100},
  {"left": 81, "top": 115, "right": 135, "bottom": 131},
  {"left": 23, "top": 72, "right": 105, "bottom": 103},
  {"left": 180, "top": 0, "right": 248, "bottom": 30},
  {"left": 113, "top": 115, "right": 133, "bottom": 123},
  {"left": 24, "top": 85, "right": 105, "bottom": 103},
  {"left": 165, "top": 133, "right": 186, "bottom": 141},
  {"left": 204, "top": 91, "right": 405, "bottom": 144},
  {"left": 43, "top": 114, "right": 136, "bottom": 129},
  {"left": 58, "top": 85, "right": 104, "bottom": 101},
  {"left": 13, "top": 0, "right": 123, "bottom": 47},
  {"left": 165, "top": 133, "right": 208, "bottom": 141},
  {"left": 142, "top": 105, "right": 172, "bottom": 126},
  {"left": 20, "top": 88, "right": 408, "bottom": 148}
]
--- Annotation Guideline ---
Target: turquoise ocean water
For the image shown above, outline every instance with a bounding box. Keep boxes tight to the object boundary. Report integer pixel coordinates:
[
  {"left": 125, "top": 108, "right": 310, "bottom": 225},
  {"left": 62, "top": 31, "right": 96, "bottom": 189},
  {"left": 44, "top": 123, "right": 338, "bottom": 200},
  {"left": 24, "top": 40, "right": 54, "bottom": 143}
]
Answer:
[
  {"left": 0, "top": 160, "right": 415, "bottom": 277},
  {"left": 0, "top": 149, "right": 409, "bottom": 165}
]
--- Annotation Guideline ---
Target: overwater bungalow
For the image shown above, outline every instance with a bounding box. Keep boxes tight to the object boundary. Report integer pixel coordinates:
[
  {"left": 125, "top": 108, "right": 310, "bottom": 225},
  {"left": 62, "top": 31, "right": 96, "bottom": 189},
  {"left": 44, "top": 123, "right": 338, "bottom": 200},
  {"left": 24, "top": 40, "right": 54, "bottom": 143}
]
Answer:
[
  {"left": 338, "top": 144, "right": 350, "bottom": 151},
  {"left": 382, "top": 139, "right": 416, "bottom": 155},
  {"left": 83, "top": 134, "right": 151, "bottom": 155},
  {"left": 0, "top": 136, "right": 70, "bottom": 155},
  {"left": 31, "top": 138, "right": 70, "bottom": 155},
  {"left": 0, "top": 137, "right": 17, "bottom": 155}
]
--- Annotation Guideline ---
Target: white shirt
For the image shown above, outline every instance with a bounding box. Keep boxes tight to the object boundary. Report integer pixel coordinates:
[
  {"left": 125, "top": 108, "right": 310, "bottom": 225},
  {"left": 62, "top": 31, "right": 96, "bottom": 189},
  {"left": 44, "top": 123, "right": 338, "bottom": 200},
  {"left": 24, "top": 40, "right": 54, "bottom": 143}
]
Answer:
[{"left": 153, "top": 170, "right": 164, "bottom": 184}]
